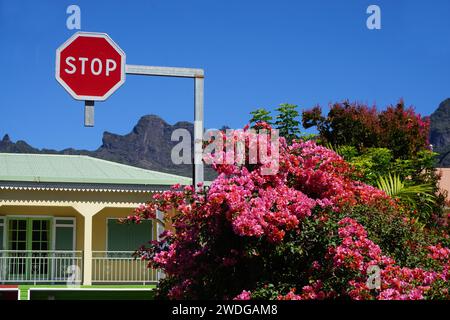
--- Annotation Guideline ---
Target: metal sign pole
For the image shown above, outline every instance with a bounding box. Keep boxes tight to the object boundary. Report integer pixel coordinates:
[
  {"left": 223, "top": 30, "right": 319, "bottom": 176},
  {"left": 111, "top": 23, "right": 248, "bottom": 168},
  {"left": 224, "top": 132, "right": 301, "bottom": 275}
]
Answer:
[
  {"left": 194, "top": 75, "right": 204, "bottom": 186},
  {"left": 125, "top": 64, "right": 205, "bottom": 187},
  {"left": 84, "top": 100, "right": 95, "bottom": 127}
]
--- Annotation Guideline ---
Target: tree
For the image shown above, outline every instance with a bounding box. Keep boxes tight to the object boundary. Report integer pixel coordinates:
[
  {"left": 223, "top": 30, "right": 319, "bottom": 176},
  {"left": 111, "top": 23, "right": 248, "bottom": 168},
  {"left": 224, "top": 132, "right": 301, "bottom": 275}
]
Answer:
[
  {"left": 302, "top": 101, "right": 381, "bottom": 150},
  {"left": 302, "top": 100, "right": 430, "bottom": 159},
  {"left": 274, "top": 103, "right": 301, "bottom": 143},
  {"left": 249, "top": 108, "right": 273, "bottom": 126}
]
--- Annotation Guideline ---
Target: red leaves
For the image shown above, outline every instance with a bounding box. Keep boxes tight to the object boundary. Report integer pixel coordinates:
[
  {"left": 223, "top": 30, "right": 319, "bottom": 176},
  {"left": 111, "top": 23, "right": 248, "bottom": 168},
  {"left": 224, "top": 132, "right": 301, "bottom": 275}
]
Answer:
[{"left": 302, "top": 100, "right": 430, "bottom": 158}]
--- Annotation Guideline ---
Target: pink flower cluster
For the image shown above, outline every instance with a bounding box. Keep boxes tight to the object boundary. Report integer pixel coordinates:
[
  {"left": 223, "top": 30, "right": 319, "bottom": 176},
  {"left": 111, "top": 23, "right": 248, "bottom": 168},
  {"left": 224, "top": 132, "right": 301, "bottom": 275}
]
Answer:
[
  {"left": 208, "top": 172, "right": 316, "bottom": 242},
  {"left": 233, "top": 290, "right": 252, "bottom": 300},
  {"left": 279, "top": 281, "right": 331, "bottom": 300},
  {"left": 201, "top": 136, "right": 391, "bottom": 243},
  {"left": 428, "top": 244, "right": 450, "bottom": 261},
  {"left": 285, "top": 141, "right": 391, "bottom": 210},
  {"left": 328, "top": 218, "right": 448, "bottom": 300}
]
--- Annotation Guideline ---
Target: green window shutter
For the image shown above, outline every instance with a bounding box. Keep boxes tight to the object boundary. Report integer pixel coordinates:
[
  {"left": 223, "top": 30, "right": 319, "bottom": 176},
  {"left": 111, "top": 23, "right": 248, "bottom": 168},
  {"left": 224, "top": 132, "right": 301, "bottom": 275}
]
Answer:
[
  {"left": 54, "top": 218, "right": 75, "bottom": 251},
  {"left": 107, "top": 219, "right": 152, "bottom": 251},
  {"left": 0, "top": 217, "right": 3, "bottom": 249},
  {"left": 54, "top": 227, "right": 74, "bottom": 250},
  {"left": 0, "top": 225, "right": 4, "bottom": 250}
]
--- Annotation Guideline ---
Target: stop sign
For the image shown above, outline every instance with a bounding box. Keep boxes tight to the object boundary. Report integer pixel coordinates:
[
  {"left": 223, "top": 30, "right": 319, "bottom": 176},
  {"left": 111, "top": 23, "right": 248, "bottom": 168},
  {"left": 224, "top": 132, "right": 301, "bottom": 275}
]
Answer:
[{"left": 55, "top": 32, "right": 126, "bottom": 101}]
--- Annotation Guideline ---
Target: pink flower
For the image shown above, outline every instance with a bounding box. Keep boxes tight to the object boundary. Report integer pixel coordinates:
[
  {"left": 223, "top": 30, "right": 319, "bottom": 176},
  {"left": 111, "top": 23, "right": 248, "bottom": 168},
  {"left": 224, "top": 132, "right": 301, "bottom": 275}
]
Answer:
[{"left": 234, "top": 290, "right": 251, "bottom": 300}]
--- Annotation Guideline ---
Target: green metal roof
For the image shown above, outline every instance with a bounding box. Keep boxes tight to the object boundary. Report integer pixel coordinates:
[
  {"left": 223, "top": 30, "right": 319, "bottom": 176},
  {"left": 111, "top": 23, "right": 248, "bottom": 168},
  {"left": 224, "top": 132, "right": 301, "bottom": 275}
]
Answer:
[{"left": 0, "top": 153, "right": 191, "bottom": 186}]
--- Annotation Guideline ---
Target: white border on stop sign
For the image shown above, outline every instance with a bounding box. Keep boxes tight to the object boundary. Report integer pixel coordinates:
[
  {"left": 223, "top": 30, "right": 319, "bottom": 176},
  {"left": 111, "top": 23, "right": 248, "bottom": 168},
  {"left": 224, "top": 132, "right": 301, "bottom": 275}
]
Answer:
[{"left": 55, "top": 31, "right": 126, "bottom": 101}]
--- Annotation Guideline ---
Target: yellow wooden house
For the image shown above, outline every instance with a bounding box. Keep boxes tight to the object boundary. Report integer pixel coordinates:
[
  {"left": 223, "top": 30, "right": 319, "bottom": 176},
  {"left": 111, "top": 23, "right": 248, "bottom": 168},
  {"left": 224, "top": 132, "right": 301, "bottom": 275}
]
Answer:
[{"left": 0, "top": 153, "right": 190, "bottom": 285}]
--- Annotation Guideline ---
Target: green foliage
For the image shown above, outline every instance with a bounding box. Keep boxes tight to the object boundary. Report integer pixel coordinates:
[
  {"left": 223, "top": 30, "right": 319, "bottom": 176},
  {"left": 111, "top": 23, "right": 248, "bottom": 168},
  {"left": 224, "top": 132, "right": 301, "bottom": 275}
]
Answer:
[
  {"left": 392, "top": 150, "right": 439, "bottom": 182},
  {"left": 323, "top": 144, "right": 393, "bottom": 185},
  {"left": 324, "top": 144, "right": 359, "bottom": 160},
  {"left": 275, "top": 103, "right": 301, "bottom": 143},
  {"left": 376, "top": 173, "right": 436, "bottom": 210},
  {"left": 323, "top": 143, "right": 445, "bottom": 226},
  {"left": 249, "top": 104, "right": 302, "bottom": 143},
  {"left": 250, "top": 108, "right": 273, "bottom": 126},
  {"left": 349, "top": 148, "right": 393, "bottom": 185}
]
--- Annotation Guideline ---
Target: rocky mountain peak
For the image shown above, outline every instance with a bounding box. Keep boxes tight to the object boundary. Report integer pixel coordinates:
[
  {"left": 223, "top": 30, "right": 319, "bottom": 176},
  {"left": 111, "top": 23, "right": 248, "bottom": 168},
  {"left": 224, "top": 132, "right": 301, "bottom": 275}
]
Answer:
[
  {"left": 0, "top": 114, "right": 215, "bottom": 179},
  {"left": 2, "top": 134, "right": 10, "bottom": 143},
  {"left": 430, "top": 99, "right": 450, "bottom": 149},
  {"left": 430, "top": 98, "right": 450, "bottom": 165}
]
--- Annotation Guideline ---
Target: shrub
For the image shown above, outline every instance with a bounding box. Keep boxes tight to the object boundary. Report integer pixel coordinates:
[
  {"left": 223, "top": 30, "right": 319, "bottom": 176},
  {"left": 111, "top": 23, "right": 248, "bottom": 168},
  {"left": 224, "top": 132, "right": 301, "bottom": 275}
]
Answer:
[
  {"left": 302, "top": 100, "right": 446, "bottom": 227},
  {"left": 302, "top": 100, "right": 430, "bottom": 159},
  {"left": 125, "top": 125, "right": 450, "bottom": 300}
]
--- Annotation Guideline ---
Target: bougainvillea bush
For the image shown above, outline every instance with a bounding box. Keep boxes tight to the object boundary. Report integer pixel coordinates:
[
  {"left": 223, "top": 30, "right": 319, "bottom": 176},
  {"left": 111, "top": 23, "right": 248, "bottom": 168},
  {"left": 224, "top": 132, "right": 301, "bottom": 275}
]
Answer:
[{"left": 125, "top": 124, "right": 450, "bottom": 300}]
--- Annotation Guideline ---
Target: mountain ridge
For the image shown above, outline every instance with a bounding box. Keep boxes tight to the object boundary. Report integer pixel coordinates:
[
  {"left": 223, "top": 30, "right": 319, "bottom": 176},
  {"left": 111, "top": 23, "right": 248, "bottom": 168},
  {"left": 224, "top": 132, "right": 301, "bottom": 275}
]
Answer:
[
  {"left": 430, "top": 98, "right": 450, "bottom": 166},
  {"left": 0, "top": 114, "right": 216, "bottom": 180}
]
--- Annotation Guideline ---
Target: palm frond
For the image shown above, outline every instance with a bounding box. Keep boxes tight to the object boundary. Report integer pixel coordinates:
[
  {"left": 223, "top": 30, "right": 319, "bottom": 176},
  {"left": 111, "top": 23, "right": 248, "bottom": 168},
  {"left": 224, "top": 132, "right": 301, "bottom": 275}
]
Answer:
[{"left": 376, "top": 173, "right": 436, "bottom": 207}]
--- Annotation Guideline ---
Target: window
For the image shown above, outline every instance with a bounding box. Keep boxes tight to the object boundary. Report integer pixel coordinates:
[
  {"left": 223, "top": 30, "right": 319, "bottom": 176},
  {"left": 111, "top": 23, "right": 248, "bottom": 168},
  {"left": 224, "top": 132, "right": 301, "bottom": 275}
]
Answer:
[
  {"left": 7, "top": 218, "right": 51, "bottom": 251},
  {"left": 6, "top": 218, "right": 51, "bottom": 277},
  {"left": 107, "top": 219, "right": 152, "bottom": 252},
  {"left": 9, "top": 219, "right": 29, "bottom": 251},
  {"left": 31, "top": 219, "right": 49, "bottom": 251},
  {"left": 53, "top": 218, "right": 75, "bottom": 251}
]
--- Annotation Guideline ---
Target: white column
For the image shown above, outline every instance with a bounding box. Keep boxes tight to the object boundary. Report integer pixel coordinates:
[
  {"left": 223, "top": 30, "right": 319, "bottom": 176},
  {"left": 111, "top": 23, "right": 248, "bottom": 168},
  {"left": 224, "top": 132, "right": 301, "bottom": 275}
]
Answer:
[
  {"left": 83, "top": 213, "right": 93, "bottom": 285},
  {"left": 72, "top": 204, "right": 104, "bottom": 286}
]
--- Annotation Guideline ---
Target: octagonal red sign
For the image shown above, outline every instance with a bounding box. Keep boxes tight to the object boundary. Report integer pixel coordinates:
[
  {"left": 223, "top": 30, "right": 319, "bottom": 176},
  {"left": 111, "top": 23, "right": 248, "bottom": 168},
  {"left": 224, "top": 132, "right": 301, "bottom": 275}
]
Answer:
[{"left": 55, "top": 32, "right": 126, "bottom": 101}]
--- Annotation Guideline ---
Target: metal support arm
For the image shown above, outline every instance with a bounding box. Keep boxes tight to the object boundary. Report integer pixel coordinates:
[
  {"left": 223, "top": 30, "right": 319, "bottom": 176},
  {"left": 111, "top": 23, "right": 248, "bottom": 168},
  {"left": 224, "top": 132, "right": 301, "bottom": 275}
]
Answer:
[{"left": 125, "top": 64, "right": 204, "bottom": 187}]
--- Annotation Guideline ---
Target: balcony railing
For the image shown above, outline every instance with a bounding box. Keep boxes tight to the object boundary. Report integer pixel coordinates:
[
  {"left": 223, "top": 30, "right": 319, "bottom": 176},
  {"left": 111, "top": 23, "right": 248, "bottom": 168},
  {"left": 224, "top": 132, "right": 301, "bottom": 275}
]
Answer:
[
  {"left": 0, "top": 250, "right": 83, "bottom": 284},
  {"left": 92, "top": 251, "right": 158, "bottom": 284},
  {"left": 0, "top": 250, "right": 159, "bottom": 284}
]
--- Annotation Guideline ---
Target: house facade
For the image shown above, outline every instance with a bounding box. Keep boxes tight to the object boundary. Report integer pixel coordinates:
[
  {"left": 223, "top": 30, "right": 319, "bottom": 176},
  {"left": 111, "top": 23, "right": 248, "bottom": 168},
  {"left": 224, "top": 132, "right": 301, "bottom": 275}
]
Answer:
[{"left": 0, "top": 153, "right": 190, "bottom": 285}]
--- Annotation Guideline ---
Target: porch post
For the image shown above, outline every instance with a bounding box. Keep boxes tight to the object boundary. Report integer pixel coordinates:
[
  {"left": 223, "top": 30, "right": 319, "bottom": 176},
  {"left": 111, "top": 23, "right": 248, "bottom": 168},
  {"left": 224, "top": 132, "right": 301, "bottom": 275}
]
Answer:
[
  {"left": 83, "top": 214, "right": 93, "bottom": 285},
  {"left": 73, "top": 203, "right": 104, "bottom": 286}
]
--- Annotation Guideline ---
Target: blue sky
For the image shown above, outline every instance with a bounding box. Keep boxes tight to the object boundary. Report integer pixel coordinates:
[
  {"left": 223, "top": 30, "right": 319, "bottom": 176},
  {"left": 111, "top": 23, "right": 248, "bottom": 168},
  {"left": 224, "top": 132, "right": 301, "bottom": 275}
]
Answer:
[{"left": 1, "top": 0, "right": 450, "bottom": 150}]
